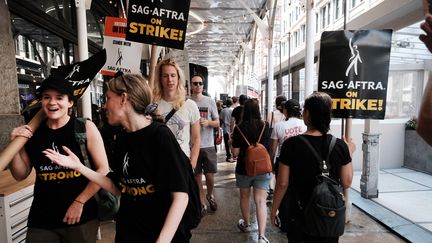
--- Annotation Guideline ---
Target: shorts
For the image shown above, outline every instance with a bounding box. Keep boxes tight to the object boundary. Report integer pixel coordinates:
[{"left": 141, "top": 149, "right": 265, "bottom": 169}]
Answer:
[
  {"left": 194, "top": 147, "right": 218, "bottom": 174},
  {"left": 236, "top": 173, "right": 271, "bottom": 190},
  {"left": 26, "top": 219, "right": 99, "bottom": 243}
]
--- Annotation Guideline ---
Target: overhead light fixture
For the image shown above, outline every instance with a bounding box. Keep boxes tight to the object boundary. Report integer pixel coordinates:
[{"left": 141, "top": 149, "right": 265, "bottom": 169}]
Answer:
[{"left": 187, "top": 11, "right": 205, "bottom": 36}]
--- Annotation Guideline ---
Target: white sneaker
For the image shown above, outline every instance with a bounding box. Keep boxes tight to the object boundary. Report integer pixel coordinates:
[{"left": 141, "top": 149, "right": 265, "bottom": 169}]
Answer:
[
  {"left": 258, "top": 235, "right": 270, "bottom": 243},
  {"left": 237, "top": 219, "right": 251, "bottom": 232}
]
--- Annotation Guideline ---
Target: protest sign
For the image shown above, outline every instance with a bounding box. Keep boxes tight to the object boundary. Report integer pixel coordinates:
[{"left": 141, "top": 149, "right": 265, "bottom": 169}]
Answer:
[
  {"left": 102, "top": 17, "right": 142, "bottom": 76},
  {"left": 126, "top": 0, "right": 191, "bottom": 50},
  {"left": 318, "top": 30, "right": 393, "bottom": 119}
]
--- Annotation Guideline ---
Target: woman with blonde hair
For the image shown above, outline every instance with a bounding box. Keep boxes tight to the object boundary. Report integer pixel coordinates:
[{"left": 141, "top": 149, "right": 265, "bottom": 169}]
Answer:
[
  {"left": 46, "top": 72, "right": 193, "bottom": 242},
  {"left": 153, "top": 58, "right": 201, "bottom": 169}
]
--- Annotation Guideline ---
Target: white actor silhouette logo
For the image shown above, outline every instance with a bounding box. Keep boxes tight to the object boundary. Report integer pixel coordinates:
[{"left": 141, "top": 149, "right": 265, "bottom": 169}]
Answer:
[
  {"left": 345, "top": 38, "right": 362, "bottom": 77},
  {"left": 66, "top": 65, "right": 80, "bottom": 79},
  {"left": 122, "top": 152, "right": 130, "bottom": 176}
]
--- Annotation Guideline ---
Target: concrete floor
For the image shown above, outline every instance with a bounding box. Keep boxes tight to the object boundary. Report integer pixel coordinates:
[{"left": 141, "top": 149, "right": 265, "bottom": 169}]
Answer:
[{"left": 97, "top": 149, "right": 405, "bottom": 243}]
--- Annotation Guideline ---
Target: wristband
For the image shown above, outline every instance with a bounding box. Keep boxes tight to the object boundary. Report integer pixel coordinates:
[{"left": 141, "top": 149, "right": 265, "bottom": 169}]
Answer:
[{"left": 74, "top": 199, "right": 84, "bottom": 205}]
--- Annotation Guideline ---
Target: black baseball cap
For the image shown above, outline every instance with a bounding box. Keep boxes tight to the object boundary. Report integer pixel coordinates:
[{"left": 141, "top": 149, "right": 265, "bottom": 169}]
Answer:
[{"left": 283, "top": 99, "right": 301, "bottom": 112}]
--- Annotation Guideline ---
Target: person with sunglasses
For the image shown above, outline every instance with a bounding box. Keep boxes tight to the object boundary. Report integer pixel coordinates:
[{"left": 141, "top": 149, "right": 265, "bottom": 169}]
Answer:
[
  {"left": 153, "top": 59, "right": 201, "bottom": 170},
  {"left": 190, "top": 74, "right": 220, "bottom": 214},
  {"left": 45, "top": 73, "right": 192, "bottom": 242}
]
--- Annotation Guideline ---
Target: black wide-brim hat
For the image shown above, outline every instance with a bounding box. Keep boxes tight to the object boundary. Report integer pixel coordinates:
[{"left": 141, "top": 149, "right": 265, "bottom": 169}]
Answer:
[{"left": 36, "top": 49, "right": 107, "bottom": 100}]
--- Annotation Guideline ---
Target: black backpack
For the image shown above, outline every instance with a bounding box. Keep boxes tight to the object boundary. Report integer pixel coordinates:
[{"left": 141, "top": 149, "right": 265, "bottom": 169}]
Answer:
[
  {"left": 180, "top": 151, "right": 202, "bottom": 229},
  {"left": 153, "top": 121, "right": 202, "bottom": 230},
  {"left": 74, "top": 117, "right": 120, "bottom": 221},
  {"left": 297, "top": 135, "right": 346, "bottom": 237}
]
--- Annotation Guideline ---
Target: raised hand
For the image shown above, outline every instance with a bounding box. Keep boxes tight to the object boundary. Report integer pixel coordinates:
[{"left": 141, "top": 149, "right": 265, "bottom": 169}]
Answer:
[
  {"left": 43, "top": 146, "right": 83, "bottom": 171},
  {"left": 10, "top": 125, "right": 33, "bottom": 140}
]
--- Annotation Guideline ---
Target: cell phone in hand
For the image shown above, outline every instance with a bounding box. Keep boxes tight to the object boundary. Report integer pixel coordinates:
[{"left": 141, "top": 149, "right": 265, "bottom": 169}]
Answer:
[{"left": 424, "top": 0, "right": 432, "bottom": 15}]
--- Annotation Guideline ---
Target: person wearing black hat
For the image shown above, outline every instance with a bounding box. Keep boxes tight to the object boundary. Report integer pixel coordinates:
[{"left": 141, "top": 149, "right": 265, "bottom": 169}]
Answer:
[
  {"left": 45, "top": 73, "right": 192, "bottom": 243},
  {"left": 9, "top": 50, "right": 109, "bottom": 243},
  {"left": 270, "top": 99, "right": 306, "bottom": 173},
  {"left": 268, "top": 99, "right": 306, "bottom": 232}
]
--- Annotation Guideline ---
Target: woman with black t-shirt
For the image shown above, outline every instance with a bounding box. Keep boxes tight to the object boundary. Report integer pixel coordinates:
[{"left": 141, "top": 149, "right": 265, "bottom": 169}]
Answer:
[
  {"left": 231, "top": 99, "right": 272, "bottom": 243},
  {"left": 9, "top": 76, "right": 109, "bottom": 242},
  {"left": 45, "top": 73, "right": 191, "bottom": 243},
  {"left": 270, "top": 92, "right": 356, "bottom": 243}
]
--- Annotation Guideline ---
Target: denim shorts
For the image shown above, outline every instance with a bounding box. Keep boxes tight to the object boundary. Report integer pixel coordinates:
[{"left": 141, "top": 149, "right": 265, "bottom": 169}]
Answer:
[{"left": 236, "top": 173, "right": 271, "bottom": 190}]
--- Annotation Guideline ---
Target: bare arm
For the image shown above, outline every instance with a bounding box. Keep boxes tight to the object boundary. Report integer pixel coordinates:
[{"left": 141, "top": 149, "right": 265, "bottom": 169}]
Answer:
[
  {"left": 43, "top": 146, "right": 120, "bottom": 196},
  {"left": 156, "top": 192, "right": 188, "bottom": 243},
  {"left": 340, "top": 137, "right": 355, "bottom": 189},
  {"left": 271, "top": 163, "right": 290, "bottom": 225},
  {"left": 230, "top": 117, "right": 235, "bottom": 134},
  {"left": 73, "top": 121, "right": 111, "bottom": 204},
  {"left": 200, "top": 118, "right": 219, "bottom": 128},
  {"left": 270, "top": 138, "right": 278, "bottom": 162},
  {"left": 340, "top": 163, "right": 353, "bottom": 189},
  {"left": 8, "top": 125, "right": 33, "bottom": 180},
  {"left": 417, "top": 77, "right": 432, "bottom": 145},
  {"left": 418, "top": 14, "right": 432, "bottom": 145},
  {"left": 190, "top": 121, "right": 201, "bottom": 168}
]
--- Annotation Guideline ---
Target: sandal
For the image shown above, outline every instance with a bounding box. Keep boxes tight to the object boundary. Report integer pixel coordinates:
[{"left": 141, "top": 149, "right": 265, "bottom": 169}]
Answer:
[{"left": 206, "top": 194, "right": 218, "bottom": 211}]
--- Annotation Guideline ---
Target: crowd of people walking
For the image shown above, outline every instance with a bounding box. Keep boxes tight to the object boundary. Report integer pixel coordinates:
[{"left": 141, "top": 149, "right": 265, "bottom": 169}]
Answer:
[{"left": 8, "top": 50, "right": 358, "bottom": 243}]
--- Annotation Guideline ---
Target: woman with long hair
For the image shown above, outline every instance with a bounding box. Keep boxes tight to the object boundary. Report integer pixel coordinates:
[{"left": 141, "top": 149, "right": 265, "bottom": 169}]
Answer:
[
  {"left": 271, "top": 92, "right": 355, "bottom": 243},
  {"left": 231, "top": 99, "right": 271, "bottom": 243},
  {"left": 45, "top": 73, "right": 192, "bottom": 242}
]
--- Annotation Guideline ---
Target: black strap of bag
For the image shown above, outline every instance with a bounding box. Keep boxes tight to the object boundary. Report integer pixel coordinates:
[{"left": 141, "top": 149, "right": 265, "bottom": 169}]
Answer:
[
  {"left": 298, "top": 135, "right": 336, "bottom": 175},
  {"left": 164, "top": 108, "right": 177, "bottom": 123},
  {"left": 74, "top": 118, "right": 101, "bottom": 202}
]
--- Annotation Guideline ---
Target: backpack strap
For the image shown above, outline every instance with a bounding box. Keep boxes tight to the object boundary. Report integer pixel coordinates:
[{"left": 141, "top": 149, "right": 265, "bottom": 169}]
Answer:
[
  {"left": 298, "top": 135, "right": 336, "bottom": 175},
  {"left": 236, "top": 126, "right": 250, "bottom": 146},
  {"left": 236, "top": 124, "right": 266, "bottom": 146},
  {"left": 257, "top": 123, "right": 266, "bottom": 143},
  {"left": 164, "top": 108, "right": 177, "bottom": 123},
  {"left": 74, "top": 117, "right": 101, "bottom": 201},
  {"left": 74, "top": 117, "right": 92, "bottom": 169}
]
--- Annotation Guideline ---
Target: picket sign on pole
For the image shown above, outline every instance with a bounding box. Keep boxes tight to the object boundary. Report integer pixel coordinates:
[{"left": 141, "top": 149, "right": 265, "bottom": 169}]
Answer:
[
  {"left": 148, "top": 45, "right": 160, "bottom": 89},
  {"left": 0, "top": 110, "right": 45, "bottom": 171}
]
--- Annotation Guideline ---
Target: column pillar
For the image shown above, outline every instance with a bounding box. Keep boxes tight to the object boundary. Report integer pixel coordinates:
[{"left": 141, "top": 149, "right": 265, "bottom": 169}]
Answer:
[
  {"left": 0, "top": 0, "right": 24, "bottom": 152},
  {"left": 360, "top": 133, "right": 380, "bottom": 198}
]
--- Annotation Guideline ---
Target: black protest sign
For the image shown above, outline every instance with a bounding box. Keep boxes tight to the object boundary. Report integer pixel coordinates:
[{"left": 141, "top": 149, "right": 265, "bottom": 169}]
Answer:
[
  {"left": 126, "top": 0, "right": 190, "bottom": 50},
  {"left": 36, "top": 49, "right": 107, "bottom": 99},
  {"left": 318, "top": 30, "right": 392, "bottom": 119}
]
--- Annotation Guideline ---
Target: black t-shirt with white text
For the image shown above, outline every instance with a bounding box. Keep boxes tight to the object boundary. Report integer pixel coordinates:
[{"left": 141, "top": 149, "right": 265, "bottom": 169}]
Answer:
[
  {"left": 25, "top": 118, "right": 97, "bottom": 229},
  {"left": 107, "top": 122, "right": 189, "bottom": 242}
]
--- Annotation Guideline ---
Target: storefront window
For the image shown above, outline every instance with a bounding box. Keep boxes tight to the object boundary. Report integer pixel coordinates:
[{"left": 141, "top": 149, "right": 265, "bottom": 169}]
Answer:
[{"left": 386, "top": 70, "right": 423, "bottom": 119}]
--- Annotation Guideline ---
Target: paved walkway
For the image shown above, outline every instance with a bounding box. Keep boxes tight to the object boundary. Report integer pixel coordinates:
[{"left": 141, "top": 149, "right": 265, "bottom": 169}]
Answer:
[{"left": 352, "top": 168, "right": 432, "bottom": 242}]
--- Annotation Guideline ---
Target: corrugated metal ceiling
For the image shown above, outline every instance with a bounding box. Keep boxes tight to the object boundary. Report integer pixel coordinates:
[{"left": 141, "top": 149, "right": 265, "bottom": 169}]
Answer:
[{"left": 186, "top": 0, "right": 268, "bottom": 77}]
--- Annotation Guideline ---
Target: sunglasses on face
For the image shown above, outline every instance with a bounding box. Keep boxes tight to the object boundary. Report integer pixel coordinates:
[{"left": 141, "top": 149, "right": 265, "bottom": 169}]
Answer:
[{"left": 192, "top": 82, "right": 203, "bottom": 86}]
